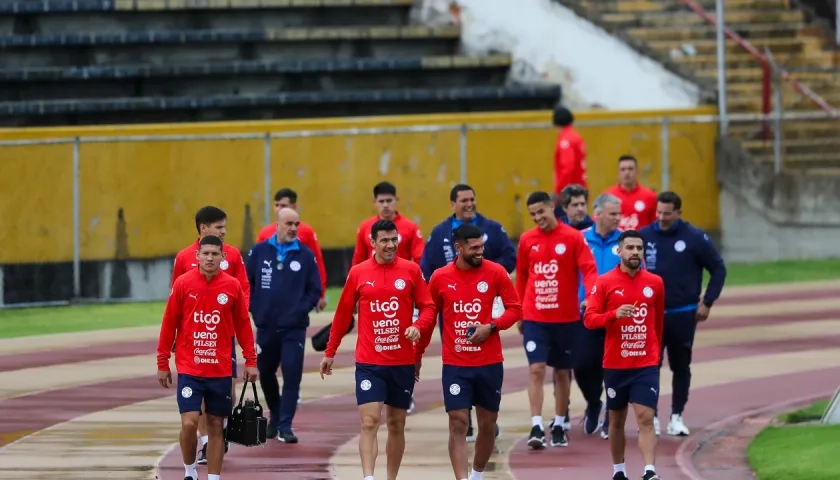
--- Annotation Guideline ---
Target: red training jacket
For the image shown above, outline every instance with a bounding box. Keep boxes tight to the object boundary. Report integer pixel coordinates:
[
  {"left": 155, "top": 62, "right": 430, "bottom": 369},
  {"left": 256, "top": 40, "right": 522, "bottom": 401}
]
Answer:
[
  {"left": 583, "top": 266, "right": 664, "bottom": 370},
  {"left": 604, "top": 184, "right": 658, "bottom": 232},
  {"left": 172, "top": 239, "right": 250, "bottom": 306},
  {"left": 256, "top": 222, "right": 327, "bottom": 300},
  {"left": 553, "top": 126, "right": 587, "bottom": 195},
  {"left": 351, "top": 213, "right": 424, "bottom": 266},
  {"left": 516, "top": 223, "right": 598, "bottom": 323},
  {"left": 325, "top": 257, "right": 435, "bottom": 365},
  {"left": 157, "top": 269, "right": 257, "bottom": 377},
  {"left": 415, "top": 261, "right": 522, "bottom": 367}
]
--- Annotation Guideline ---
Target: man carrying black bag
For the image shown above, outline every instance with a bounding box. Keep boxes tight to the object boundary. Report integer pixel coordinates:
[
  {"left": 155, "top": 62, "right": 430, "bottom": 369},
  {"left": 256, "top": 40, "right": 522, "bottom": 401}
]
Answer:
[
  {"left": 246, "top": 208, "right": 322, "bottom": 444},
  {"left": 311, "top": 316, "right": 355, "bottom": 352}
]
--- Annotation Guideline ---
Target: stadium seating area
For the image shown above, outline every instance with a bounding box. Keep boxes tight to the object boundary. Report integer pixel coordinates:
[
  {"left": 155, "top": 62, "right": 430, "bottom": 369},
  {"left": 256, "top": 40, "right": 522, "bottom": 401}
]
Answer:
[
  {"left": 572, "top": 0, "right": 840, "bottom": 172},
  {"left": 0, "top": 0, "right": 561, "bottom": 126}
]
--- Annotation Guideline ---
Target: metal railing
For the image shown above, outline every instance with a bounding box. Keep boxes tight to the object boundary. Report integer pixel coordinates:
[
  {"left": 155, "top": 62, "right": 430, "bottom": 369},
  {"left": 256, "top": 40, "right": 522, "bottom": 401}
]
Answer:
[{"left": 2, "top": 111, "right": 840, "bottom": 308}]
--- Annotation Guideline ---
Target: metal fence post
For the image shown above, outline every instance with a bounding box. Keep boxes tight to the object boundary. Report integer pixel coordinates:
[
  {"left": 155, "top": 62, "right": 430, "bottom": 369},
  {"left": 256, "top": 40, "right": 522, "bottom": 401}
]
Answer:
[
  {"left": 660, "top": 118, "right": 671, "bottom": 192},
  {"left": 459, "top": 124, "right": 468, "bottom": 183},
  {"left": 715, "top": 0, "right": 728, "bottom": 136},
  {"left": 263, "top": 132, "right": 272, "bottom": 225},
  {"left": 773, "top": 71, "right": 784, "bottom": 174},
  {"left": 72, "top": 137, "right": 81, "bottom": 299}
]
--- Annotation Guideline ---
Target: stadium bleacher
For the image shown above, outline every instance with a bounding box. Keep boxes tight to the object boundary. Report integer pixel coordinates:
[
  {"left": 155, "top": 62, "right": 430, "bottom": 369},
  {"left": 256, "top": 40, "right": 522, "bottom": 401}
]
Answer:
[{"left": 0, "top": 0, "right": 562, "bottom": 126}]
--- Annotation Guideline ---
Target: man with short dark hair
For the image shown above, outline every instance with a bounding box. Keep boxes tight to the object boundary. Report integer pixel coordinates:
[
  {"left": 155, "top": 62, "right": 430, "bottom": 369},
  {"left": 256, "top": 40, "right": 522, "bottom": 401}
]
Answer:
[
  {"left": 420, "top": 183, "right": 515, "bottom": 439},
  {"left": 247, "top": 207, "right": 322, "bottom": 444},
  {"left": 256, "top": 188, "right": 328, "bottom": 312},
  {"left": 321, "top": 219, "right": 436, "bottom": 480},
  {"left": 552, "top": 106, "right": 587, "bottom": 197},
  {"left": 639, "top": 191, "right": 727, "bottom": 437},
  {"left": 517, "top": 191, "right": 597, "bottom": 449},
  {"left": 352, "top": 182, "right": 424, "bottom": 266},
  {"left": 172, "top": 206, "right": 250, "bottom": 463},
  {"left": 555, "top": 184, "right": 594, "bottom": 231},
  {"left": 158, "top": 234, "right": 258, "bottom": 480},
  {"left": 414, "top": 223, "right": 522, "bottom": 480},
  {"left": 604, "top": 155, "right": 658, "bottom": 231},
  {"left": 584, "top": 229, "right": 665, "bottom": 480}
]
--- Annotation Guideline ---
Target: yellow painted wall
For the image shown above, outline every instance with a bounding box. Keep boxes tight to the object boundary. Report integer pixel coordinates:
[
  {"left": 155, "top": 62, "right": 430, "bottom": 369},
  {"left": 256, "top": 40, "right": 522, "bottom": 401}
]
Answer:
[{"left": 0, "top": 107, "right": 719, "bottom": 264}]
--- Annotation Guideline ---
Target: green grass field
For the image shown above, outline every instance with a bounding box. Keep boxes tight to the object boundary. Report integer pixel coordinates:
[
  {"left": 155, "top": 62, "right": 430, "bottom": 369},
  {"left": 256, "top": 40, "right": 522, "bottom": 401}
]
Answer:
[
  {"left": 747, "top": 400, "right": 837, "bottom": 480},
  {"left": 1, "top": 259, "right": 839, "bottom": 339}
]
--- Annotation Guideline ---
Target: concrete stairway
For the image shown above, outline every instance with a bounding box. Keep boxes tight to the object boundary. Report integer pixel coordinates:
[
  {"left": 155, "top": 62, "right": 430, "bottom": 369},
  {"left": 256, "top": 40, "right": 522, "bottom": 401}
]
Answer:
[{"left": 569, "top": 0, "right": 840, "bottom": 172}]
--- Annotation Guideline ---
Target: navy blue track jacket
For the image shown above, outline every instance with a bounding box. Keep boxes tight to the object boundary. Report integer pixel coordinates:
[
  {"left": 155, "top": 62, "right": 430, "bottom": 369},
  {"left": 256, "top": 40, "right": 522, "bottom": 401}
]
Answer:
[
  {"left": 420, "top": 213, "right": 516, "bottom": 280},
  {"left": 246, "top": 236, "right": 322, "bottom": 330},
  {"left": 639, "top": 220, "right": 727, "bottom": 312}
]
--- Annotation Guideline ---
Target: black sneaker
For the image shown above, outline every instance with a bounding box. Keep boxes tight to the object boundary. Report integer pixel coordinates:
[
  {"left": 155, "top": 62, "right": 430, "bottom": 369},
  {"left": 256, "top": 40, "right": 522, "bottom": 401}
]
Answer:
[
  {"left": 266, "top": 424, "right": 278, "bottom": 439},
  {"left": 277, "top": 430, "right": 298, "bottom": 443},
  {"left": 612, "top": 472, "right": 629, "bottom": 480},
  {"left": 550, "top": 423, "right": 568, "bottom": 447},
  {"left": 527, "top": 425, "right": 545, "bottom": 449},
  {"left": 196, "top": 443, "right": 207, "bottom": 464},
  {"left": 185, "top": 477, "right": 196, "bottom": 480},
  {"left": 642, "top": 470, "right": 661, "bottom": 480},
  {"left": 584, "top": 401, "right": 604, "bottom": 435}
]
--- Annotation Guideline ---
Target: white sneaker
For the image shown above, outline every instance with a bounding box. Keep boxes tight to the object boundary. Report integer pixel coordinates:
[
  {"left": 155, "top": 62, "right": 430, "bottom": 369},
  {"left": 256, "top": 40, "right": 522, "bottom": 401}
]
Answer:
[
  {"left": 654, "top": 416, "right": 661, "bottom": 436},
  {"left": 667, "top": 413, "right": 690, "bottom": 436}
]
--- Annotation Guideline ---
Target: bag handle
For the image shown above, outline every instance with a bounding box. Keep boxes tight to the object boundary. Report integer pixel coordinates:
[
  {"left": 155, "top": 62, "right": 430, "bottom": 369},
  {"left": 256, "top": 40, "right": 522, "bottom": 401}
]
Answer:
[{"left": 235, "top": 380, "right": 262, "bottom": 409}]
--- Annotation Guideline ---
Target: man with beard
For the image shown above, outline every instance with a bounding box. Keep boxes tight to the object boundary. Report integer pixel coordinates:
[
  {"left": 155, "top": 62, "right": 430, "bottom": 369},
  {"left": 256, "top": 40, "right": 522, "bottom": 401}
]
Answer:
[
  {"left": 414, "top": 224, "right": 522, "bottom": 480},
  {"left": 584, "top": 229, "right": 665, "bottom": 480},
  {"left": 420, "top": 183, "right": 515, "bottom": 438}
]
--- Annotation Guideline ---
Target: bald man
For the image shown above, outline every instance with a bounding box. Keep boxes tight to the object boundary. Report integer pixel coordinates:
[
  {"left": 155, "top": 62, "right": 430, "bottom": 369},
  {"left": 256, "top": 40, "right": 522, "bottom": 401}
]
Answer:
[{"left": 246, "top": 207, "right": 323, "bottom": 443}]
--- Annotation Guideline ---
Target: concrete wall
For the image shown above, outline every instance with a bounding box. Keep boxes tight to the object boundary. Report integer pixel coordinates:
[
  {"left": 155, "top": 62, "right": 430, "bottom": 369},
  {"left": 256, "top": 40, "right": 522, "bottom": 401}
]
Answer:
[{"left": 717, "top": 137, "right": 840, "bottom": 262}]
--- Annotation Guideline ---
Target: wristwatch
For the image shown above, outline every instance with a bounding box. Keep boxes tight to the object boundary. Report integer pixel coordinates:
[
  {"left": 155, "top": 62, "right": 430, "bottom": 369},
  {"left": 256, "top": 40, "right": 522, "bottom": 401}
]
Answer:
[{"left": 489, "top": 322, "right": 499, "bottom": 334}]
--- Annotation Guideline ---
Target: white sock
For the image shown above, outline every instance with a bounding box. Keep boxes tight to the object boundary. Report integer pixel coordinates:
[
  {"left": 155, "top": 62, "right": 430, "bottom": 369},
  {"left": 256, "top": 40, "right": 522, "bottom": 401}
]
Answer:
[
  {"left": 364, "top": 477, "right": 375, "bottom": 480},
  {"left": 208, "top": 474, "right": 220, "bottom": 480},
  {"left": 223, "top": 418, "right": 228, "bottom": 428},
  {"left": 200, "top": 435, "right": 209, "bottom": 446},
  {"left": 469, "top": 468, "right": 483, "bottom": 480},
  {"left": 184, "top": 463, "right": 197, "bottom": 479},
  {"left": 644, "top": 464, "right": 656, "bottom": 473},
  {"left": 554, "top": 415, "right": 565, "bottom": 427},
  {"left": 613, "top": 463, "right": 626, "bottom": 474},
  {"left": 531, "top": 415, "right": 543, "bottom": 428}
]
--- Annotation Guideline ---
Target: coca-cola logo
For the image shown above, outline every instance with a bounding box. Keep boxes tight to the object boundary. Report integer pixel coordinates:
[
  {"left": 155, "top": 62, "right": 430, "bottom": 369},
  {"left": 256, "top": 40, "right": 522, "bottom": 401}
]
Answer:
[
  {"left": 375, "top": 335, "right": 400, "bottom": 343},
  {"left": 193, "top": 348, "right": 217, "bottom": 356},
  {"left": 620, "top": 341, "right": 646, "bottom": 349}
]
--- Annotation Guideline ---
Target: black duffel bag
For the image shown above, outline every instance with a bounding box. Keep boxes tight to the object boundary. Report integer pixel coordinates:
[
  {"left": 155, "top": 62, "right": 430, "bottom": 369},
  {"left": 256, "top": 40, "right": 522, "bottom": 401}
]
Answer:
[
  {"left": 226, "top": 381, "right": 267, "bottom": 447},
  {"left": 311, "top": 315, "right": 355, "bottom": 352}
]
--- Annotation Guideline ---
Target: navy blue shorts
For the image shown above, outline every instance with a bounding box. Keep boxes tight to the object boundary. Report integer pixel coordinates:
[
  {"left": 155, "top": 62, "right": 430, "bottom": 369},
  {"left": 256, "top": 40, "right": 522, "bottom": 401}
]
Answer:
[
  {"left": 442, "top": 362, "right": 504, "bottom": 413},
  {"left": 355, "top": 363, "right": 415, "bottom": 410},
  {"left": 603, "top": 366, "right": 660, "bottom": 411},
  {"left": 522, "top": 320, "right": 576, "bottom": 369},
  {"left": 177, "top": 374, "right": 233, "bottom": 417}
]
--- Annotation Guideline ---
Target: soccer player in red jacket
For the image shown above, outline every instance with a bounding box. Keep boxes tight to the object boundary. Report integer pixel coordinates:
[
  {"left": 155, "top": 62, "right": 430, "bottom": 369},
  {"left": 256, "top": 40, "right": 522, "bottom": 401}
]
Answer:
[
  {"left": 319, "top": 219, "right": 436, "bottom": 480},
  {"left": 552, "top": 106, "right": 587, "bottom": 197},
  {"left": 516, "top": 191, "right": 598, "bottom": 449},
  {"left": 414, "top": 223, "right": 522, "bottom": 480},
  {"left": 172, "top": 206, "right": 250, "bottom": 463},
  {"left": 157, "top": 235, "right": 258, "bottom": 480},
  {"left": 604, "top": 155, "right": 659, "bottom": 231},
  {"left": 255, "top": 188, "right": 328, "bottom": 312},
  {"left": 584, "top": 230, "right": 665, "bottom": 480},
  {"left": 351, "top": 181, "right": 425, "bottom": 266}
]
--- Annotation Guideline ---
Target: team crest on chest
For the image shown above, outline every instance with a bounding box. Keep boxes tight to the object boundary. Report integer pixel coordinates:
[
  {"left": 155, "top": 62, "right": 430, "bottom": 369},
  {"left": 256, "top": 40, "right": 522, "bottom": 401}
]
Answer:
[
  {"left": 477, "top": 281, "right": 489, "bottom": 293},
  {"left": 634, "top": 200, "right": 645, "bottom": 212},
  {"left": 290, "top": 261, "right": 301, "bottom": 272},
  {"left": 555, "top": 243, "right": 566, "bottom": 255},
  {"left": 220, "top": 260, "right": 229, "bottom": 270},
  {"left": 642, "top": 287, "right": 653, "bottom": 298},
  {"left": 674, "top": 240, "right": 686, "bottom": 252},
  {"left": 394, "top": 279, "right": 406, "bottom": 290},
  {"left": 217, "top": 293, "right": 228, "bottom": 305}
]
